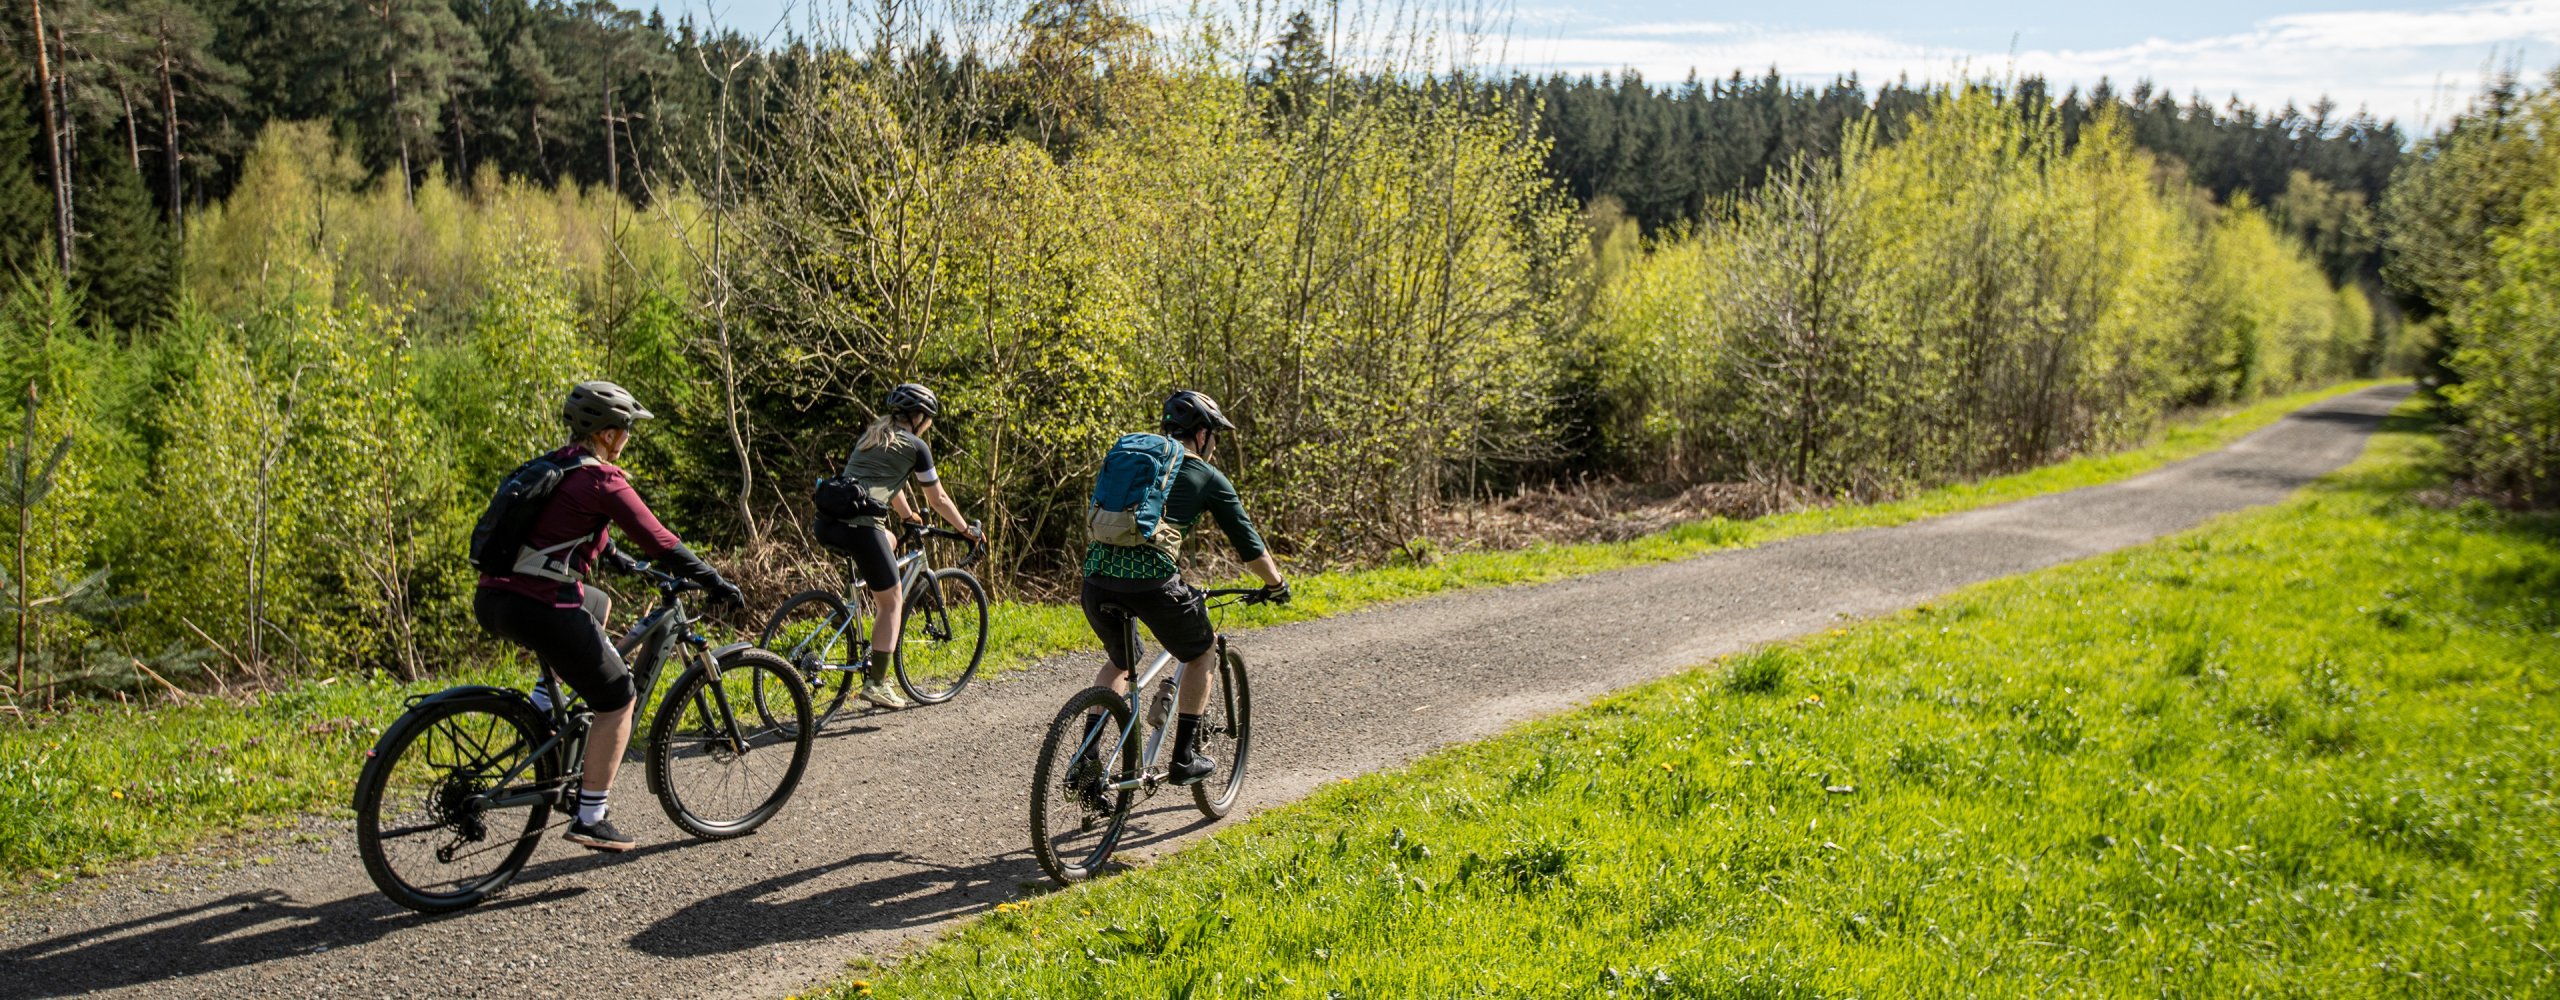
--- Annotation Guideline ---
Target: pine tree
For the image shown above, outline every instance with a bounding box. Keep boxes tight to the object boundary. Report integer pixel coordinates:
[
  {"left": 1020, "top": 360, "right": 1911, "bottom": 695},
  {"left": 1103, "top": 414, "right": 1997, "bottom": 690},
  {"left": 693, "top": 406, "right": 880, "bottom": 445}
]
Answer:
[
  {"left": 0, "top": 52, "right": 54, "bottom": 276},
  {"left": 74, "top": 154, "right": 172, "bottom": 333}
]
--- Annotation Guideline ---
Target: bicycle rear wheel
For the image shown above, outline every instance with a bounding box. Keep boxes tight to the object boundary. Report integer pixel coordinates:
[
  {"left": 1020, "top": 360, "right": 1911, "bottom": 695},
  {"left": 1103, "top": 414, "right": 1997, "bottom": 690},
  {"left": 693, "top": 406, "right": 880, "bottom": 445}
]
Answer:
[
  {"left": 354, "top": 691, "right": 556, "bottom": 913},
  {"left": 897, "top": 569, "right": 987, "bottom": 704},
  {"left": 757, "top": 590, "right": 861, "bottom": 732},
  {"left": 648, "top": 649, "right": 813, "bottom": 839},
  {"left": 1192, "top": 644, "right": 1252, "bottom": 819},
  {"left": 1029, "top": 687, "right": 1138, "bottom": 885}
]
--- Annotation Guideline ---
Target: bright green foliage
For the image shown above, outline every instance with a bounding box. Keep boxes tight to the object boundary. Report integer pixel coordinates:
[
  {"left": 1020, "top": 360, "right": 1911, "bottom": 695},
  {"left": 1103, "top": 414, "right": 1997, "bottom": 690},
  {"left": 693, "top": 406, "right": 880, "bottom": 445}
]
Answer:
[
  {"left": 743, "top": 54, "right": 1580, "bottom": 569},
  {"left": 852, "top": 413, "right": 2560, "bottom": 998},
  {"left": 2386, "top": 72, "right": 2560, "bottom": 502},
  {"left": 1590, "top": 91, "right": 2364, "bottom": 495}
]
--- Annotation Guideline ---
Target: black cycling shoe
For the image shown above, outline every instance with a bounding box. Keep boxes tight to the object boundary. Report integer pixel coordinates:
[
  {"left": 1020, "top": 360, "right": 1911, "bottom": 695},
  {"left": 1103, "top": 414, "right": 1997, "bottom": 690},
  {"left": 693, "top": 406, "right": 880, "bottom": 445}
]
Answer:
[
  {"left": 564, "top": 816, "right": 637, "bottom": 852},
  {"left": 1165, "top": 752, "right": 1217, "bottom": 788}
]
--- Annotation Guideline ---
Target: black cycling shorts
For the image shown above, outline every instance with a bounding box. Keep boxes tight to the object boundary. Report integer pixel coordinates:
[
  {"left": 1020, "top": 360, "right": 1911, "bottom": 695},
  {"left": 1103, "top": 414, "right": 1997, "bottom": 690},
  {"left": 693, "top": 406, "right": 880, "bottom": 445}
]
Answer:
[
  {"left": 814, "top": 518, "right": 901, "bottom": 593},
  {"left": 1081, "top": 575, "right": 1216, "bottom": 670},
  {"left": 474, "top": 587, "right": 637, "bottom": 714}
]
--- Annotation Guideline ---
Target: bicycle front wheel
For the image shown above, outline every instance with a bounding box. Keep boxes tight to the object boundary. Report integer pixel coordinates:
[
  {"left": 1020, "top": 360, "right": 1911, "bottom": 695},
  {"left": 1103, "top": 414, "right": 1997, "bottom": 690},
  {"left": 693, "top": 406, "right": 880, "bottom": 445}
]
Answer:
[
  {"left": 1030, "top": 686, "right": 1138, "bottom": 885},
  {"left": 354, "top": 691, "right": 556, "bottom": 913},
  {"left": 1193, "top": 644, "right": 1253, "bottom": 819},
  {"left": 758, "top": 590, "right": 862, "bottom": 732},
  {"left": 897, "top": 569, "right": 987, "bottom": 704},
  {"left": 648, "top": 648, "right": 813, "bottom": 839}
]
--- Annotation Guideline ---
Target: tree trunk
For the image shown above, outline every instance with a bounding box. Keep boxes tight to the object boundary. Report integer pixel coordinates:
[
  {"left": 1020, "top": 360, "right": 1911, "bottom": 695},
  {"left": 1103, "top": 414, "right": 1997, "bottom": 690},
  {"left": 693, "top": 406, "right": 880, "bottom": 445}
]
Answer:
[
  {"left": 381, "top": 3, "right": 411, "bottom": 200},
  {"left": 602, "top": 79, "right": 619, "bottom": 197},
  {"left": 118, "top": 83, "right": 141, "bottom": 170},
  {"left": 29, "top": 0, "right": 71, "bottom": 270},
  {"left": 158, "top": 22, "right": 182, "bottom": 232}
]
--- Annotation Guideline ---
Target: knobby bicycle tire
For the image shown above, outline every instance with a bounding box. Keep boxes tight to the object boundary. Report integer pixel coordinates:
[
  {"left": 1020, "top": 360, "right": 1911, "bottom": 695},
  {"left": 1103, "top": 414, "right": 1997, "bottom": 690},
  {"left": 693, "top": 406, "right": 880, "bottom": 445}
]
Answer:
[
  {"left": 354, "top": 692, "right": 556, "bottom": 913},
  {"left": 1193, "top": 645, "right": 1252, "bottom": 819},
  {"left": 1029, "top": 686, "right": 1139, "bottom": 885},
  {"left": 647, "top": 648, "right": 814, "bottom": 839},
  {"left": 896, "top": 569, "right": 988, "bottom": 705}
]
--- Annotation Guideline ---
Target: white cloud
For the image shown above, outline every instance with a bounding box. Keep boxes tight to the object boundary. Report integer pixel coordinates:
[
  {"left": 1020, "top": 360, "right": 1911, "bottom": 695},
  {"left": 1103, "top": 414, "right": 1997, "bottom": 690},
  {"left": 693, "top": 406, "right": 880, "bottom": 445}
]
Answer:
[{"left": 1511, "top": 1, "right": 2560, "bottom": 130}]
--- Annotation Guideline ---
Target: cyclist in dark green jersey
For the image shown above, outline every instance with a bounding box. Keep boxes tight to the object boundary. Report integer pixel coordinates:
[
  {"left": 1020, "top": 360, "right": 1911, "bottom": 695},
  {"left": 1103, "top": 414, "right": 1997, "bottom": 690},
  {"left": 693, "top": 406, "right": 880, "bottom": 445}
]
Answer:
[{"left": 1080, "top": 390, "right": 1289, "bottom": 785}]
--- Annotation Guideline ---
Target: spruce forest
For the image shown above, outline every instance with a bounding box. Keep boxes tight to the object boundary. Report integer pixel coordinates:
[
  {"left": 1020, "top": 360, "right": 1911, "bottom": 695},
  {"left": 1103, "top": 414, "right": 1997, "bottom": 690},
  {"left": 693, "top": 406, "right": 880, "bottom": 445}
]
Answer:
[{"left": 0, "top": 0, "right": 2509, "bottom": 711}]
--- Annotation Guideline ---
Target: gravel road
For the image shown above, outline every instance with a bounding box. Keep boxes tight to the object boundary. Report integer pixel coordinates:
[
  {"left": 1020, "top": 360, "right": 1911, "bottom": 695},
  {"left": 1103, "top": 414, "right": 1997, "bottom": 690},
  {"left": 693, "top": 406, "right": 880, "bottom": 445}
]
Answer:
[{"left": 0, "top": 385, "right": 2410, "bottom": 1000}]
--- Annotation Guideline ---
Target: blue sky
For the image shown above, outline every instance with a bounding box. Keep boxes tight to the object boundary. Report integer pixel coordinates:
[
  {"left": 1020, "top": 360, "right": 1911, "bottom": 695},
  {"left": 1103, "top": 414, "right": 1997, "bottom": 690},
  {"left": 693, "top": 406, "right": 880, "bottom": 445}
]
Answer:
[{"left": 662, "top": 0, "right": 2560, "bottom": 131}]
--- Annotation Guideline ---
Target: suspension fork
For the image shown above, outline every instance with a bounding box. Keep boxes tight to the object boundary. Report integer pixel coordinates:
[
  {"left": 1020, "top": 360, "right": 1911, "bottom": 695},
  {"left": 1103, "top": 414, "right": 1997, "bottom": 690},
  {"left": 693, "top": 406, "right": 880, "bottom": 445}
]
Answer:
[{"left": 687, "top": 644, "right": 749, "bottom": 753}]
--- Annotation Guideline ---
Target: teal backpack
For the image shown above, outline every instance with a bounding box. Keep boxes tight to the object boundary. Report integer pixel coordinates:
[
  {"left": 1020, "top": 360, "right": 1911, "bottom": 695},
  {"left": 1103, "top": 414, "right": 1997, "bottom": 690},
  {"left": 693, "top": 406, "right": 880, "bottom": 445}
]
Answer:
[{"left": 1087, "top": 433, "right": 1186, "bottom": 556}]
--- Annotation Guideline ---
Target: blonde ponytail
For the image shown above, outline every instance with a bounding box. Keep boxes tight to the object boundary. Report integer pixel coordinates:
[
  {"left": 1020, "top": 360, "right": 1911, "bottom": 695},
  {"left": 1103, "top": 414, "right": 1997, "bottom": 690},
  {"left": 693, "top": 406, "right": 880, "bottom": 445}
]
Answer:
[{"left": 856, "top": 413, "right": 914, "bottom": 453}]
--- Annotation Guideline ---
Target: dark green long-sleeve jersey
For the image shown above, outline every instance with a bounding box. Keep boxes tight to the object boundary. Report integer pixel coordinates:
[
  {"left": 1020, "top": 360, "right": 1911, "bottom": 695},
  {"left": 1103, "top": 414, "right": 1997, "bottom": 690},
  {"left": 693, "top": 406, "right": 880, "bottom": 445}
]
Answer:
[{"left": 1082, "top": 454, "right": 1267, "bottom": 579}]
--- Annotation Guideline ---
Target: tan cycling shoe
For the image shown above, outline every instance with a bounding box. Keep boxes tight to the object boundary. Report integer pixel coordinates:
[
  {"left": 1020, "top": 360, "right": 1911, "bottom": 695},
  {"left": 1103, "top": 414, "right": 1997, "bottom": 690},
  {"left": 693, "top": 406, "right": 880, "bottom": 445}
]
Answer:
[{"left": 859, "top": 682, "right": 913, "bottom": 710}]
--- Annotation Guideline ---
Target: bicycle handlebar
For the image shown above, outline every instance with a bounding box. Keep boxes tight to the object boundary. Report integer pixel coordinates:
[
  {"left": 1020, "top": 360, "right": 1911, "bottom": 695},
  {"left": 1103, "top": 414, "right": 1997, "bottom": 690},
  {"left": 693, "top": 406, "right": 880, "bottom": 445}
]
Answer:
[
  {"left": 902, "top": 520, "right": 987, "bottom": 569},
  {"left": 1202, "top": 587, "right": 1276, "bottom": 605},
  {"left": 633, "top": 564, "right": 704, "bottom": 595}
]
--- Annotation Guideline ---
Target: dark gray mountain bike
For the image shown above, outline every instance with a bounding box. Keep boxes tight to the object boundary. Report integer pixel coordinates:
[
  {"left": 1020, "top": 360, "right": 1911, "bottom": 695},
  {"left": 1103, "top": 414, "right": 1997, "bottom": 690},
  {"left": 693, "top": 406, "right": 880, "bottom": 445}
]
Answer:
[
  {"left": 353, "top": 567, "right": 813, "bottom": 914},
  {"left": 1029, "top": 587, "right": 1266, "bottom": 885},
  {"left": 756, "top": 520, "right": 989, "bottom": 731}
]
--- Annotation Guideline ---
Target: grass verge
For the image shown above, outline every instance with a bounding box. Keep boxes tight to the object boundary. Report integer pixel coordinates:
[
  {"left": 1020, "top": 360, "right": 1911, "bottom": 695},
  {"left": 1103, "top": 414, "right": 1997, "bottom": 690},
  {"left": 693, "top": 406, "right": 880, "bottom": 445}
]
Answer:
[
  {"left": 0, "top": 380, "right": 2392, "bottom": 892},
  {"left": 842, "top": 400, "right": 2560, "bottom": 997}
]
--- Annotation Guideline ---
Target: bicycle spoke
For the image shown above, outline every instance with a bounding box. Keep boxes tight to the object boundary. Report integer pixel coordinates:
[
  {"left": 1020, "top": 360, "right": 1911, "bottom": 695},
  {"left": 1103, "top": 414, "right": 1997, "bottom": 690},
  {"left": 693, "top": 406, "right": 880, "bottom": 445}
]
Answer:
[{"left": 356, "top": 696, "right": 553, "bottom": 912}]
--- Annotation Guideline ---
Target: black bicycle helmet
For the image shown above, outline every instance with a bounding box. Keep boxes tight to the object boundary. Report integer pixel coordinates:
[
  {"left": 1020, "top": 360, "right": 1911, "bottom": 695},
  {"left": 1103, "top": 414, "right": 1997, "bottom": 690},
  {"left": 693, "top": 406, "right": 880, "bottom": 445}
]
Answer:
[
  {"left": 563, "top": 380, "right": 654, "bottom": 437},
  {"left": 1161, "top": 389, "right": 1235, "bottom": 435},
  {"left": 884, "top": 382, "right": 940, "bottom": 417}
]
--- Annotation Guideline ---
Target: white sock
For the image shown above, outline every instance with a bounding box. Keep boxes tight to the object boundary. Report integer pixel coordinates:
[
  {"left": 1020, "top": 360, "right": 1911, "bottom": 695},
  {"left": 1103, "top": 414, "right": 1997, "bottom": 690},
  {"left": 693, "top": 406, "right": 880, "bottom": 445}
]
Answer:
[{"left": 577, "top": 790, "right": 609, "bottom": 826}]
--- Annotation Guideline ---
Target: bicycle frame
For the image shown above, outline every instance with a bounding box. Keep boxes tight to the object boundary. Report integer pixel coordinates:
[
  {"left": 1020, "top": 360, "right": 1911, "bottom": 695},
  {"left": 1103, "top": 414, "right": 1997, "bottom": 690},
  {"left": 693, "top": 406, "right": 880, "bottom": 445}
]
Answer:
[
  {"left": 471, "top": 579, "right": 727, "bottom": 812},
  {"left": 797, "top": 525, "right": 973, "bottom": 660},
  {"left": 1081, "top": 589, "right": 1258, "bottom": 793}
]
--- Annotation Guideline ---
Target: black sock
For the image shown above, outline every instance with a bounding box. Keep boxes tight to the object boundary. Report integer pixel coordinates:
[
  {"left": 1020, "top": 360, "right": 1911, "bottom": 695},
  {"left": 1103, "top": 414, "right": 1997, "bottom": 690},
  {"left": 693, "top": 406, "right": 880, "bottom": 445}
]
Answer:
[
  {"left": 865, "top": 648, "right": 893, "bottom": 684},
  {"left": 1173, "top": 712, "right": 1203, "bottom": 759}
]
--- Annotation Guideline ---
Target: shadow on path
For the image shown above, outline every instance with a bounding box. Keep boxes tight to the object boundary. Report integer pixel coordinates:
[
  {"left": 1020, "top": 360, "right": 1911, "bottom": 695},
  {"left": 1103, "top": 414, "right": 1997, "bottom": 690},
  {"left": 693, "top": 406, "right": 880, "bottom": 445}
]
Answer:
[{"left": 0, "top": 838, "right": 714, "bottom": 998}]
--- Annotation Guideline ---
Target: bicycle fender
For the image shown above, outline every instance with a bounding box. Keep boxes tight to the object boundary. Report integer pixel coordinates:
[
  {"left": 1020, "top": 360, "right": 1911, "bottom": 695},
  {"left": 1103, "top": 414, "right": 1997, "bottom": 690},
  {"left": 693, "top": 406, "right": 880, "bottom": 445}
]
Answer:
[
  {"left": 401, "top": 684, "right": 533, "bottom": 712},
  {"left": 708, "top": 641, "right": 757, "bottom": 661}
]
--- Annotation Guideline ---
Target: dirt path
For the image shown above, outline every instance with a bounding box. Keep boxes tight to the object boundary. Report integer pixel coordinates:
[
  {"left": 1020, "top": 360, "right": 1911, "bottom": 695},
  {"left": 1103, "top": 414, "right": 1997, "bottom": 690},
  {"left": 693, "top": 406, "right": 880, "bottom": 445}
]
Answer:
[{"left": 0, "top": 385, "right": 2410, "bottom": 1000}]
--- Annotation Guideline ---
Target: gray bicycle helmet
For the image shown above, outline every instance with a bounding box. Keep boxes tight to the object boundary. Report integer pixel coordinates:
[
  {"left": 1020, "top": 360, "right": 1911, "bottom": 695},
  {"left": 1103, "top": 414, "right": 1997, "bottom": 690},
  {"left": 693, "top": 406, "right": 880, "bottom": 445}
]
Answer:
[
  {"left": 1161, "top": 389, "right": 1235, "bottom": 435},
  {"left": 563, "top": 380, "right": 654, "bottom": 437},
  {"left": 884, "top": 382, "right": 940, "bottom": 417}
]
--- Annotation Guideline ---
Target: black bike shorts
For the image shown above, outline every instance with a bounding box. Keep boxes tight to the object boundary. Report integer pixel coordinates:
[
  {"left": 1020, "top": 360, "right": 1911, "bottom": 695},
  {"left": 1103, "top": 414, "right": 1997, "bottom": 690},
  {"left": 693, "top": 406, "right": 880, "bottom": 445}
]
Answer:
[
  {"left": 474, "top": 587, "right": 637, "bottom": 713},
  {"left": 1081, "top": 575, "right": 1215, "bottom": 670},
  {"left": 814, "top": 517, "right": 900, "bottom": 593}
]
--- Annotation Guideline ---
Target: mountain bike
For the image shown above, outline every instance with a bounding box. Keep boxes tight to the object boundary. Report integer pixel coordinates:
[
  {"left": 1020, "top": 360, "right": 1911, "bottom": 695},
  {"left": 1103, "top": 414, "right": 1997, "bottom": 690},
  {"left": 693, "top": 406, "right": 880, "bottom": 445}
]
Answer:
[
  {"left": 757, "top": 520, "right": 989, "bottom": 730},
  {"left": 1028, "top": 587, "right": 1267, "bottom": 885},
  {"left": 353, "top": 567, "right": 814, "bottom": 914}
]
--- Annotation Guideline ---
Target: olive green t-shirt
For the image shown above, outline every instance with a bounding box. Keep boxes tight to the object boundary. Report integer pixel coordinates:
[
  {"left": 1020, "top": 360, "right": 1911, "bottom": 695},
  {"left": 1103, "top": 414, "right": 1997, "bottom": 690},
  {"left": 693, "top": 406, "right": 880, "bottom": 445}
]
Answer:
[
  {"left": 837, "top": 430, "right": 936, "bottom": 530},
  {"left": 1082, "top": 454, "right": 1266, "bottom": 580}
]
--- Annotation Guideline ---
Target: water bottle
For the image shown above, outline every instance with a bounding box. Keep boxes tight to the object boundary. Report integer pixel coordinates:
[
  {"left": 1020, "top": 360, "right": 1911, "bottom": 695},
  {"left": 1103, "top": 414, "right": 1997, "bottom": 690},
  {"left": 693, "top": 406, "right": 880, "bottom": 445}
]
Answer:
[{"left": 1146, "top": 678, "right": 1176, "bottom": 729}]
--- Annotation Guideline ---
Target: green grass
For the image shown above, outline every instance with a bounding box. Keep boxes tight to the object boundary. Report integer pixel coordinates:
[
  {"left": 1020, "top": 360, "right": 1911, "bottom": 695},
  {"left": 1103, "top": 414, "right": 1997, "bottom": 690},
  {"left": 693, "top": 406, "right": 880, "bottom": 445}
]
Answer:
[
  {"left": 842, "top": 403, "right": 2560, "bottom": 997},
  {"left": 0, "top": 379, "right": 2388, "bottom": 893}
]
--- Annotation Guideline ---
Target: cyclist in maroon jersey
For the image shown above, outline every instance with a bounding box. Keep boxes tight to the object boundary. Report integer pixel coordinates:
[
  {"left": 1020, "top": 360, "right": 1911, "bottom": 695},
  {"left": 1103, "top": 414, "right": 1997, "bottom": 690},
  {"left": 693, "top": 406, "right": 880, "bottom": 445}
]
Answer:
[{"left": 474, "top": 381, "right": 743, "bottom": 851}]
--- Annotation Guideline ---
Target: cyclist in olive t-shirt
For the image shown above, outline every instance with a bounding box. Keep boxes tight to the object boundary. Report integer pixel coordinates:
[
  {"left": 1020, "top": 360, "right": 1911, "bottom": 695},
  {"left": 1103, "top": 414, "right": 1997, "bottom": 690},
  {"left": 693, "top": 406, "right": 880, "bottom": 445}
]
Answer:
[
  {"left": 826, "top": 383, "right": 984, "bottom": 708},
  {"left": 1080, "top": 389, "right": 1289, "bottom": 786}
]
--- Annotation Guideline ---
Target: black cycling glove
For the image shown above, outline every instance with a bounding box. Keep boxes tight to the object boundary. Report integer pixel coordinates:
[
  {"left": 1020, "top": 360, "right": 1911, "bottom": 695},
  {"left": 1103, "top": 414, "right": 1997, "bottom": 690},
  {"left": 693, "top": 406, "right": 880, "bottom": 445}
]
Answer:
[
  {"left": 1263, "top": 581, "right": 1292, "bottom": 606},
  {"left": 657, "top": 544, "right": 743, "bottom": 607},
  {"left": 599, "top": 541, "right": 646, "bottom": 576}
]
